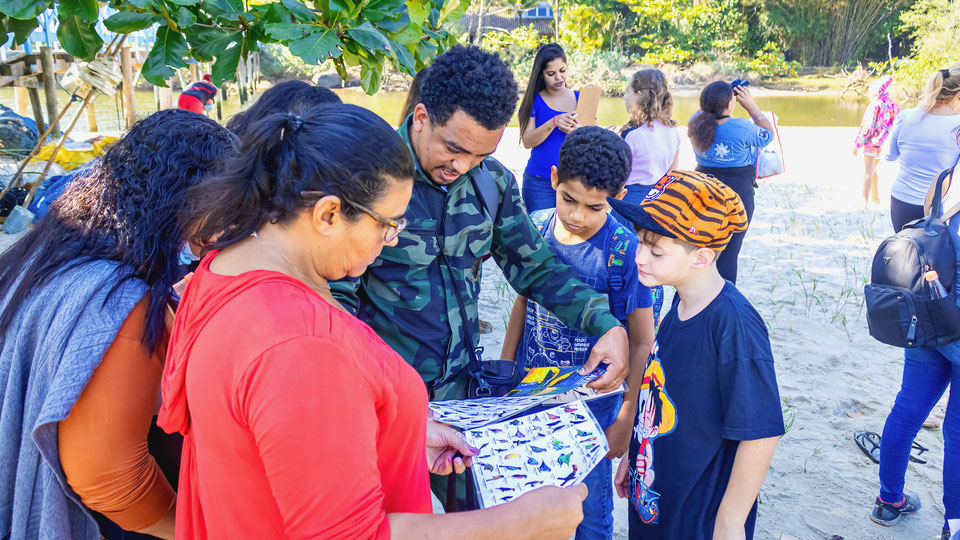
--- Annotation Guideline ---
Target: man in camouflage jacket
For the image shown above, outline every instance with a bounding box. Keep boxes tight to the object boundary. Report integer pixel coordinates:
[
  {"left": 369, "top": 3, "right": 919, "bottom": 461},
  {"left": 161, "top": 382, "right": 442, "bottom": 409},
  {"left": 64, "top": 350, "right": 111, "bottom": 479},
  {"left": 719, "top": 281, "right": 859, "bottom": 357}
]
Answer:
[{"left": 333, "top": 46, "right": 628, "bottom": 401}]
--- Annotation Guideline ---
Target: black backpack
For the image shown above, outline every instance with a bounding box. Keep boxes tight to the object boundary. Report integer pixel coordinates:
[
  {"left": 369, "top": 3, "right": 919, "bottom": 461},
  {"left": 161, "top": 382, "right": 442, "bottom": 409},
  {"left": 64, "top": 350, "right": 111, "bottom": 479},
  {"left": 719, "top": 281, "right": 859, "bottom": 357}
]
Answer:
[{"left": 865, "top": 167, "right": 960, "bottom": 348}]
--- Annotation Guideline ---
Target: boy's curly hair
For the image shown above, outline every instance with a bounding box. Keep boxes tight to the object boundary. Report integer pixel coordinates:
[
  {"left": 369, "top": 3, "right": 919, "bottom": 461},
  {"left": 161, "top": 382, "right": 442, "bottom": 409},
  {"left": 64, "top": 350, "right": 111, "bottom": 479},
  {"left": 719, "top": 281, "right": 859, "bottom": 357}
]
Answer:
[
  {"left": 557, "top": 126, "right": 631, "bottom": 196},
  {"left": 420, "top": 46, "right": 518, "bottom": 130}
]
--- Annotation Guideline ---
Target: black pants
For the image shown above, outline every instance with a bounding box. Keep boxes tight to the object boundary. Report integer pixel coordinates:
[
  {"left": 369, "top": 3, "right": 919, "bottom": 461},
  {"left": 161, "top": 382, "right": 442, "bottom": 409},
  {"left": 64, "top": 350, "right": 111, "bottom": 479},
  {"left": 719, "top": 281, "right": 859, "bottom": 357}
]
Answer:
[
  {"left": 696, "top": 165, "right": 756, "bottom": 284},
  {"left": 890, "top": 195, "right": 925, "bottom": 232}
]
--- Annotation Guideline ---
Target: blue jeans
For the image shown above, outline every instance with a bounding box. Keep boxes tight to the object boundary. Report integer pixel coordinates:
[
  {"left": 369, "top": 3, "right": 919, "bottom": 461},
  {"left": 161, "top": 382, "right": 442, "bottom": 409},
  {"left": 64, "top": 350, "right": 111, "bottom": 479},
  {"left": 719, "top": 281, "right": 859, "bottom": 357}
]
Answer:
[
  {"left": 577, "top": 394, "right": 623, "bottom": 540},
  {"left": 879, "top": 344, "right": 960, "bottom": 527},
  {"left": 610, "top": 183, "right": 652, "bottom": 229},
  {"left": 522, "top": 173, "right": 556, "bottom": 214}
]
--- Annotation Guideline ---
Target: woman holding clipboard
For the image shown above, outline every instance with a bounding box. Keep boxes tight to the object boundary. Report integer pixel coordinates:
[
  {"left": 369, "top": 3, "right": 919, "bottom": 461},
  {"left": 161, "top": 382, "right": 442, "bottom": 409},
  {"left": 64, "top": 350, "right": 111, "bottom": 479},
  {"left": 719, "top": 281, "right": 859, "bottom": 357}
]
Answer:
[{"left": 518, "top": 43, "right": 584, "bottom": 213}]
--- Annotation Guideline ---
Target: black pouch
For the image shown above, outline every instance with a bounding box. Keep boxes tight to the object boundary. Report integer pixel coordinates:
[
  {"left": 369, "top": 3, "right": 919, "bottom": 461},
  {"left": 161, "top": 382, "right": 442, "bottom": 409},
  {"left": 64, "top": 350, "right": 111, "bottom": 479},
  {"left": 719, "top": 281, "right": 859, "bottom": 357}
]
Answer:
[{"left": 468, "top": 358, "right": 521, "bottom": 399}]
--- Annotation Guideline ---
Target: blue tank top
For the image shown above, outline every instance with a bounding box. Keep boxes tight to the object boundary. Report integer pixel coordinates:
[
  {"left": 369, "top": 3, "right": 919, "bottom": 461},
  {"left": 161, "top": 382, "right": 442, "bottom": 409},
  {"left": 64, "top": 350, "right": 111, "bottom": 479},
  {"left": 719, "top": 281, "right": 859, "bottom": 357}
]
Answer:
[{"left": 524, "top": 90, "right": 579, "bottom": 178}]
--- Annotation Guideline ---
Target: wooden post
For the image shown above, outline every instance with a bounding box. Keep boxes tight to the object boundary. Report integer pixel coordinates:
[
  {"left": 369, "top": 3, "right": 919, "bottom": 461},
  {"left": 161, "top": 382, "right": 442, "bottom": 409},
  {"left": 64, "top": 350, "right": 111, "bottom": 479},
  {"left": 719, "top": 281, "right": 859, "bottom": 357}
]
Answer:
[
  {"left": 85, "top": 101, "right": 98, "bottom": 133},
  {"left": 120, "top": 45, "right": 137, "bottom": 128},
  {"left": 14, "top": 87, "right": 29, "bottom": 117},
  {"left": 27, "top": 86, "right": 46, "bottom": 136},
  {"left": 40, "top": 46, "right": 60, "bottom": 137},
  {"left": 158, "top": 84, "right": 173, "bottom": 110}
]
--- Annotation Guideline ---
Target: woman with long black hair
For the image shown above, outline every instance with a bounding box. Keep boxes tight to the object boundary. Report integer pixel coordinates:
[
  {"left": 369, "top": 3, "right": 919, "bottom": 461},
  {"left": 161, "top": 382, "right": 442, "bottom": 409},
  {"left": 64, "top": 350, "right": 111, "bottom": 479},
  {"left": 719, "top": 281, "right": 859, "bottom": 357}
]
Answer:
[
  {"left": 688, "top": 81, "right": 774, "bottom": 284},
  {"left": 0, "top": 109, "right": 237, "bottom": 540},
  {"left": 518, "top": 43, "right": 581, "bottom": 213},
  {"left": 158, "top": 103, "right": 587, "bottom": 540}
]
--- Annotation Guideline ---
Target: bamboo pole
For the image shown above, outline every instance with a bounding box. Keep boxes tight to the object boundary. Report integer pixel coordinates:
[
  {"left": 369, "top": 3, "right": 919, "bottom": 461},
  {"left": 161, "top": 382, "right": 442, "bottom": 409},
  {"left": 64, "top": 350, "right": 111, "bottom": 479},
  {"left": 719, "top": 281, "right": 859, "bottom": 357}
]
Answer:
[
  {"left": 121, "top": 45, "right": 137, "bottom": 128},
  {"left": 22, "top": 91, "right": 97, "bottom": 208},
  {"left": 40, "top": 46, "right": 60, "bottom": 137}
]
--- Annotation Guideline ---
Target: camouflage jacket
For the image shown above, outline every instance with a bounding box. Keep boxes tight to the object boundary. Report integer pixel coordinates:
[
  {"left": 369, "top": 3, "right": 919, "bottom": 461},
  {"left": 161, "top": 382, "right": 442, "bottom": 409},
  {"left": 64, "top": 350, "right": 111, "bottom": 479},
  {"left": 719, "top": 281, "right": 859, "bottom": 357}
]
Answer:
[{"left": 332, "top": 121, "right": 622, "bottom": 400}]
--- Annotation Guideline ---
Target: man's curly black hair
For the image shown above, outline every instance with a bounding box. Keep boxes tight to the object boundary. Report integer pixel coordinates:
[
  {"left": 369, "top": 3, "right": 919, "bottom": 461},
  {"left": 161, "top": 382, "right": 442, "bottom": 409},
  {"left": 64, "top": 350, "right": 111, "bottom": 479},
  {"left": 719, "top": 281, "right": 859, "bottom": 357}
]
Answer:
[
  {"left": 557, "top": 126, "right": 632, "bottom": 196},
  {"left": 420, "top": 46, "right": 518, "bottom": 130}
]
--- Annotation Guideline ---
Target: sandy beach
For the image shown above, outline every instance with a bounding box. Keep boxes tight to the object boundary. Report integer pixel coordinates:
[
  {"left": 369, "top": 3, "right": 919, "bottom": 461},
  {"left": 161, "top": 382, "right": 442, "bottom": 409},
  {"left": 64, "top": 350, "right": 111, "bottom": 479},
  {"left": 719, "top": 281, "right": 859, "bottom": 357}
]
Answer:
[
  {"left": 1, "top": 125, "right": 949, "bottom": 539},
  {"left": 476, "top": 127, "right": 949, "bottom": 540}
]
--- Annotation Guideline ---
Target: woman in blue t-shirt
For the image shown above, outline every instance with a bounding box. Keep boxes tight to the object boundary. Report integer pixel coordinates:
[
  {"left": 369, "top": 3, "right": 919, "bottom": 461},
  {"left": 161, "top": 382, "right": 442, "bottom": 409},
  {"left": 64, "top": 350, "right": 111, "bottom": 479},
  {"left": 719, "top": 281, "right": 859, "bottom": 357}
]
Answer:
[
  {"left": 688, "top": 81, "right": 774, "bottom": 284},
  {"left": 518, "top": 43, "right": 581, "bottom": 213}
]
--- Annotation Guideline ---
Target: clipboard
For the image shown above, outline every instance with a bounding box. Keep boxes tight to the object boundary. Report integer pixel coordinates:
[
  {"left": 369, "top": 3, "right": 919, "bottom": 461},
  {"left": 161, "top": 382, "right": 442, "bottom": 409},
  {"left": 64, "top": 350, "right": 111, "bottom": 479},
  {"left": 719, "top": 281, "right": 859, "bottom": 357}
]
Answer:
[{"left": 575, "top": 86, "right": 601, "bottom": 126}]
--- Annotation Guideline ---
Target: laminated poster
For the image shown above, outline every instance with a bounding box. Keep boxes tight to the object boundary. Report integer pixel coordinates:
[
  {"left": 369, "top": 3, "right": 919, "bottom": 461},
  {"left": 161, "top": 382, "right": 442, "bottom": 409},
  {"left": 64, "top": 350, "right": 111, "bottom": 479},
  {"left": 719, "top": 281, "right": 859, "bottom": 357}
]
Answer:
[
  {"left": 428, "top": 366, "right": 623, "bottom": 430},
  {"left": 465, "top": 400, "right": 609, "bottom": 507}
]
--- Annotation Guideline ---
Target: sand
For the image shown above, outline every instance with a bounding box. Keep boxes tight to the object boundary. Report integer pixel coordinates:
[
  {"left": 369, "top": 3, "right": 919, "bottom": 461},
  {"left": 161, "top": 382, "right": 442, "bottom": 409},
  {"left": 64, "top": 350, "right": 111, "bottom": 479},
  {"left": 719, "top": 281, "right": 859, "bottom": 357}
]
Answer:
[
  {"left": 473, "top": 127, "right": 950, "bottom": 540},
  {"left": 1, "top": 126, "right": 949, "bottom": 539}
]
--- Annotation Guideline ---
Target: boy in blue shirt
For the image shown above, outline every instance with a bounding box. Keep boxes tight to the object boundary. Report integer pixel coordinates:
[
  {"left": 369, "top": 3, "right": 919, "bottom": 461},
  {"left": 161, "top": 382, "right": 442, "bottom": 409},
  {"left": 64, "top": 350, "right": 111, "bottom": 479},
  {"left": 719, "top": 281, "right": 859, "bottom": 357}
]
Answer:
[
  {"left": 608, "top": 170, "right": 784, "bottom": 540},
  {"left": 501, "top": 126, "right": 657, "bottom": 540}
]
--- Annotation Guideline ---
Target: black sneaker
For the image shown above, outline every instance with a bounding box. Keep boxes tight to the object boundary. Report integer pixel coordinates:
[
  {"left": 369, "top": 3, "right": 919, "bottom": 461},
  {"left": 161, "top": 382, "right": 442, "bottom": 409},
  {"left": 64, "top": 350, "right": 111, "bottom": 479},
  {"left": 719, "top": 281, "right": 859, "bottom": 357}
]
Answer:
[{"left": 871, "top": 493, "right": 921, "bottom": 526}]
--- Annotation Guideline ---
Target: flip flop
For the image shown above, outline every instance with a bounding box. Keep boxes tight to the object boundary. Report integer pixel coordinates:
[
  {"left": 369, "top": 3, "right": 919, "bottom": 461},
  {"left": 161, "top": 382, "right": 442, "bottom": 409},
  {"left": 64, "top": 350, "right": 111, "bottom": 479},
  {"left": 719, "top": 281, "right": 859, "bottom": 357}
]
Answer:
[
  {"left": 855, "top": 430, "right": 881, "bottom": 464},
  {"left": 854, "top": 430, "right": 929, "bottom": 464},
  {"left": 910, "top": 441, "right": 928, "bottom": 464}
]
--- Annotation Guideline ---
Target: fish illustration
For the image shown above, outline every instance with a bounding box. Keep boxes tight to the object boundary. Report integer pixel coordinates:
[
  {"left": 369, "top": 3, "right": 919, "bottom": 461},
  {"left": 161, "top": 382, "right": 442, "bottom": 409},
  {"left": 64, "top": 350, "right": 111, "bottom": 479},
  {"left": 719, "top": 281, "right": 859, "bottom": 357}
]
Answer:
[
  {"left": 501, "top": 465, "right": 522, "bottom": 471},
  {"left": 513, "top": 428, "right": 525, "bottom": 438},
  {"left": 495, "top": 487, "right": 515, "bottom": 493},
  {"left": 546, "top": 412, "right": 561, "bottom": 420},
  {"left": 563, "top": 405, "right": 578, "bottom": 413},
  {"left": 576, "top": 429, "right": 593, "bottom": 437},
  {"left": 510, "top": 474, "right": 527, "bottom": 479},
  {"left": 538, "top": 461, "right": 552, "bottom": 473},
  {"left": 509, "top": 419, "right": 522, "bottom": 426},
  {"left": 480, "top": 463, "right": 495, "bottom": 472},
  {"left": 527, "top": 457, "right": 539, "bottom": 465},
  {"left": 529, "top": 445, "right": 547, "bottom": 453},
  {"left": 504, "top": 453, "right": 521, "bottom": 460},
  {"left": 525, "top": 480, "right": 544, "bottom": 488},
  {"left": 558, "top": 452, "right": 572, "bottom": 465},
  {"left": 551, "top": 439, "right": 569, "bottom": 451}
]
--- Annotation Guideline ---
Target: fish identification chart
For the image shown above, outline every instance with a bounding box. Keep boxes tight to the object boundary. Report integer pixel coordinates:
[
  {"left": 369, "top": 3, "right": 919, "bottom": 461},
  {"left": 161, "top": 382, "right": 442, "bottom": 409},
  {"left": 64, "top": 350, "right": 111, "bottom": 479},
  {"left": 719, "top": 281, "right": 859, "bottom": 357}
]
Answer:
[{"left": 464, "top": 400, "right": 609, "bottom": 508}]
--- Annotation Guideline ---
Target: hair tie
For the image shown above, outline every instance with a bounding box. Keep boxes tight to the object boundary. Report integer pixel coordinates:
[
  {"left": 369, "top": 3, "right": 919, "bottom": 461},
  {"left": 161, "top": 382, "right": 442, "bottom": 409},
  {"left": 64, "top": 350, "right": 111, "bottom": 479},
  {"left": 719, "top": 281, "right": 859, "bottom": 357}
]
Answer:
[
  {"left": 941, "top": 69, "right": 952, "bottom": 81},
  {"left": 287, "top": 113, "right": 304, "bottom": 131}
]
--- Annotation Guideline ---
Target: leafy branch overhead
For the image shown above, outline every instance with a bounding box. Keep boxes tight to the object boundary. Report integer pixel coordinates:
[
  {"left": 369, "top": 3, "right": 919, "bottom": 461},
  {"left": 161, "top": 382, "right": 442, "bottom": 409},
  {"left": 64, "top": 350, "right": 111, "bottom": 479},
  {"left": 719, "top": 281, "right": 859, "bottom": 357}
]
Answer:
[{"left": 0, "top": 0, "right": 469, "bottom": 93}]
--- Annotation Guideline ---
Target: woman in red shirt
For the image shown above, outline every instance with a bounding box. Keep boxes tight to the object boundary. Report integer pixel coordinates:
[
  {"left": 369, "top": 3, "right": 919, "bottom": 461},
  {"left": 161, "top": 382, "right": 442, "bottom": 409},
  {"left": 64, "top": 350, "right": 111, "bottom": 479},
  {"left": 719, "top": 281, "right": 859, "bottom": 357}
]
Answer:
[{"left": 158, "top": 103, "right": 587, "bottom": 539}]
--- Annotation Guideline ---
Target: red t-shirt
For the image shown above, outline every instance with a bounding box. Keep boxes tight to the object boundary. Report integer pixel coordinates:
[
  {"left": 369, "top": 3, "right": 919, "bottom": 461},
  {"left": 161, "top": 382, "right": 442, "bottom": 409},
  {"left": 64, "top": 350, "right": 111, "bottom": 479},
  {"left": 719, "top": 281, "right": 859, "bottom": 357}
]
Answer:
[{"left": 158, "top": 254, "right": 431, "bottom": 539}]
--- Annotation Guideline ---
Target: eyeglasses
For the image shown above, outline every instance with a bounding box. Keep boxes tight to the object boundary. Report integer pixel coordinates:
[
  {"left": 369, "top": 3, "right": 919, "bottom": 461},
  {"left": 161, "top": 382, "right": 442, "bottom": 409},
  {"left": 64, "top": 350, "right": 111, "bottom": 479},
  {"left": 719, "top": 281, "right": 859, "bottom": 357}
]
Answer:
[{"left": 300, "top": 191, "right": 407, "bottom": 243}]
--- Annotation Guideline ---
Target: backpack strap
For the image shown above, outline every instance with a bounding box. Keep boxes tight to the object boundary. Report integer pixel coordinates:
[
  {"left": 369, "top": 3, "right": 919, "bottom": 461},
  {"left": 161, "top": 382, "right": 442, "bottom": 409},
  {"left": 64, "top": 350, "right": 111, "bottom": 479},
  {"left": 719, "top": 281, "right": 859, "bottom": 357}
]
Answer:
[
  {"left": 605, "top": 222, "right": 632, "bottom": 321},
  {"left": 471, "top": 161, "right": 501, "bottom": 225}
]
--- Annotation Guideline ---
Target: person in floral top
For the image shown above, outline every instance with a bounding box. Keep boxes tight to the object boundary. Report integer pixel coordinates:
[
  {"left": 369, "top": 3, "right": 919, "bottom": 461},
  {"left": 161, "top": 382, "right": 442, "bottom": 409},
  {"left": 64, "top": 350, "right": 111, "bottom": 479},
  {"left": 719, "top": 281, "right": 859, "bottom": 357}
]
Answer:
[{"left": 853, "top": 75, "right": 900, "bottom": 207}]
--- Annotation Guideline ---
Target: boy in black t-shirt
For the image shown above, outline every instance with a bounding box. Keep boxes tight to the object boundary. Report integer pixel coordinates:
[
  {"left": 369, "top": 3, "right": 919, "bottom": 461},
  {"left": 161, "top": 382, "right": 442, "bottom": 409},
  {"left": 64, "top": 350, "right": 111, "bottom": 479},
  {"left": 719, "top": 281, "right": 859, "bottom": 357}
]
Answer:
[{"left": 607, "top": 171, "right": 784, "bottom": 540}]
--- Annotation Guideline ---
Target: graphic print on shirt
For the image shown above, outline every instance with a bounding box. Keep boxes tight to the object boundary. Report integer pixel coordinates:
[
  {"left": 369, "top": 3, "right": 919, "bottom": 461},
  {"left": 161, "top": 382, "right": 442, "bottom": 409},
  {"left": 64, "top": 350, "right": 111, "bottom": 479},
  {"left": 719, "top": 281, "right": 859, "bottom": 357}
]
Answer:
[
  {"left": 629, "top": 347, "right": 676, "bottom": 524},
  {"left": 522, "top": 276, "right": 599, "bottom": 367},
  {"left": 713, "top": 142, "right": 731, "bottom": 160}
]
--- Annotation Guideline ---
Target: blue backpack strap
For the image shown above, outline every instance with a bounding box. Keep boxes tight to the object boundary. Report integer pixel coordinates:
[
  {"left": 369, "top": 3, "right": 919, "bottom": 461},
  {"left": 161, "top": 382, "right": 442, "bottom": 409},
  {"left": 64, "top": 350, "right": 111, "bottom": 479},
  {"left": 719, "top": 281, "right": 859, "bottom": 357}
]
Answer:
[
  {"left": 529, "top": 208, "right": 553, "bottom": 235},
  {"left": 605, "top": 221, "right": 632, "bottom": 321}
]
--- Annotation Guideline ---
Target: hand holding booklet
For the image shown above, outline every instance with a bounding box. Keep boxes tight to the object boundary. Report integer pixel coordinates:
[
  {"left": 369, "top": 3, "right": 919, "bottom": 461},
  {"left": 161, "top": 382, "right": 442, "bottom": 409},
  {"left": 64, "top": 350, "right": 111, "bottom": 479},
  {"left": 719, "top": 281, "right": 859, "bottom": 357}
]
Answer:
[{"left": 428, "top": 366, "right": 623, "bottom": 507}]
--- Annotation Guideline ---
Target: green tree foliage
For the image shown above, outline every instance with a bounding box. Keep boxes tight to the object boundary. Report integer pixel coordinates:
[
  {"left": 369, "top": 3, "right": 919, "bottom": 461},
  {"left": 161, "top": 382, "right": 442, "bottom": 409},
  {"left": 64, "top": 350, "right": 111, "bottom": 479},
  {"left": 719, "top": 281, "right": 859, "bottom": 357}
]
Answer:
[
  {"left": 616, "top": 0, "right": 748, "bottom": 65},
  {"left": 889, "top": 0, "right": 960, "bottom": 98},
  {"left": 763, "top": 0, "right": 911, "bottom": 66},
  {"left": 0, "top": 0, "right": 468, "bottom": 93}
]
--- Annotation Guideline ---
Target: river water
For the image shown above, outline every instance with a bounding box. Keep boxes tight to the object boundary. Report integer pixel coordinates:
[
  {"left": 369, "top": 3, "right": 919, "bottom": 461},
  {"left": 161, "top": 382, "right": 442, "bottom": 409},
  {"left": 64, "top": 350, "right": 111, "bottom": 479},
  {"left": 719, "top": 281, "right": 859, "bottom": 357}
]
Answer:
[{"left": 0, "top": 86, "right": 868, "bottom": 134}]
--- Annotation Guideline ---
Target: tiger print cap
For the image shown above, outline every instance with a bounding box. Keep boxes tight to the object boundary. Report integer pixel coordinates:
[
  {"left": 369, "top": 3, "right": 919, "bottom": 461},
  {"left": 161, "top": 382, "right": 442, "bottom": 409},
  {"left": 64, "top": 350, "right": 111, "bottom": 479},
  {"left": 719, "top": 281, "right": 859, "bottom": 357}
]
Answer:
[{"left": 607, "top": 170, "right": 748, "bottom": 249}]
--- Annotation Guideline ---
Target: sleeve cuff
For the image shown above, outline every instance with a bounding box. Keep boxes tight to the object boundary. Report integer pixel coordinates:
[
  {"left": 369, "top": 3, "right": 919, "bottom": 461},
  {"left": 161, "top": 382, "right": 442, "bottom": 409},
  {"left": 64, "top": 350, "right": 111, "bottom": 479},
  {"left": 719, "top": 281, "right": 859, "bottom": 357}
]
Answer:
[{"left": 589, "top": 312, "right": 624, "bottom": 337}]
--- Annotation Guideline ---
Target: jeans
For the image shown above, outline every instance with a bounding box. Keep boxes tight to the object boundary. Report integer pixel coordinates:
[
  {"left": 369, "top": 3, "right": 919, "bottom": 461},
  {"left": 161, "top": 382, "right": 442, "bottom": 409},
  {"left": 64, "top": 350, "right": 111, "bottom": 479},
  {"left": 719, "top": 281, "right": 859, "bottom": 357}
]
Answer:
[
  {"left": 522, "top": 173, "right": 556, "bottom": 214},
  {"left": 577, "top": 394, "right": 624, "bottom": 540},
  {"left": 610, "top": 184, "right": 652, "bottom": 229},
  {"left": 879, "top": 345, "right": 960, "bottom": 528}
]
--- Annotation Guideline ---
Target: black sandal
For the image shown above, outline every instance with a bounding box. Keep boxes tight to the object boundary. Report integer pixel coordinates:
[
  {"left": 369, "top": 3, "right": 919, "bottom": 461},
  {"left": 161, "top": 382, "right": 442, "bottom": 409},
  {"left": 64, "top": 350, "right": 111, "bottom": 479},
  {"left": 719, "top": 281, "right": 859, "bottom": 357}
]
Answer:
[
  {"left": 854, "top": 430, "right": 929, "bottom": 464},
  {"left": 855, "top": 430, "right": 881, "bottom": 463}
]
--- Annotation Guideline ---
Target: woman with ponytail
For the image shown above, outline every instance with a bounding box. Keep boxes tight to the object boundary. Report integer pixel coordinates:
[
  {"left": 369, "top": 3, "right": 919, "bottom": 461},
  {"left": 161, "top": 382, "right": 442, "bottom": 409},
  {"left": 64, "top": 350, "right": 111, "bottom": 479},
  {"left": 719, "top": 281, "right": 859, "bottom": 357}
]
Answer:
[
  {"left": 518, "top": 43, "right": 582, "bottom": 212},
  {"left": 611, "top": 69, "right": 681, "bottom": 228},
  {"left": 157, "top": 103, "right": 589, "bottom": 540},
  {"left": 886, "top": 65, "right": 960, "bottom": 232},
  {"left": 0, "top": 109, "right": 236, "bottom": 540},
  {"left": 688, "top": 80, "right": 774, "bottom": 284}
]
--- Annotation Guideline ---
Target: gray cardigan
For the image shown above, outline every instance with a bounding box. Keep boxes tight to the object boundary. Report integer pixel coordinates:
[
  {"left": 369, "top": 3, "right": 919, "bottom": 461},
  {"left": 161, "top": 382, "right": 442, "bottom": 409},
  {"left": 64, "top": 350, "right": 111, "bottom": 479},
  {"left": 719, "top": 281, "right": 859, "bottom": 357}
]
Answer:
[{"left": 0, "top": 259, "right": 147, "bottom": 540}]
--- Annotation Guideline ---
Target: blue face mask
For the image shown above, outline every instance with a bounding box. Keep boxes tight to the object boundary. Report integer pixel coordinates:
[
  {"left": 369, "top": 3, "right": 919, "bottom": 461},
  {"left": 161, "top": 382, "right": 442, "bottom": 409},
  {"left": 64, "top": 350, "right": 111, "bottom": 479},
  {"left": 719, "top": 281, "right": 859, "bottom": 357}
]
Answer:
[
  {"left": 204, "top": 103, "right": 214, "bottom": 113},
  {"left": 178, "top": 242, "right": 200, "bottom": 266}
]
